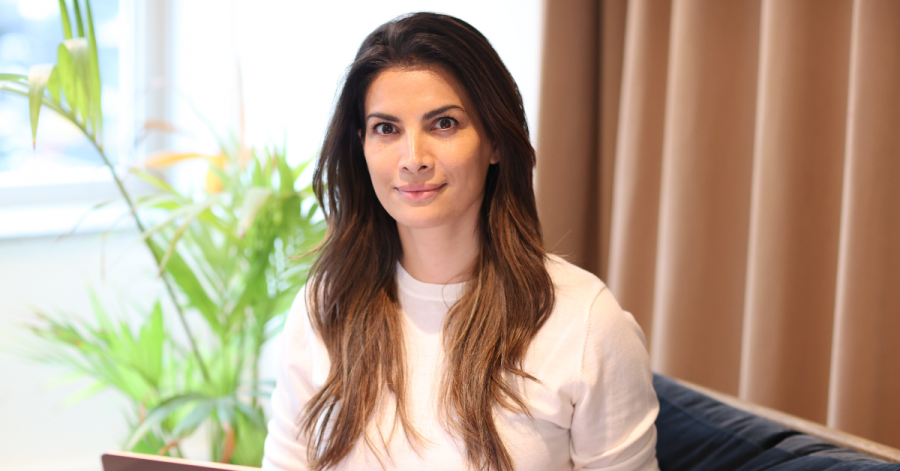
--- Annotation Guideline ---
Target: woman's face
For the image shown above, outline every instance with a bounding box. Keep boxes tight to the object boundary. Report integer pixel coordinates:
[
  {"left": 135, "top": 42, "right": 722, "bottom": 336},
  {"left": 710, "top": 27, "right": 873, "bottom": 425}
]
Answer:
[{"left": 361, "top": 65, "right": 499, "bottom": 232}]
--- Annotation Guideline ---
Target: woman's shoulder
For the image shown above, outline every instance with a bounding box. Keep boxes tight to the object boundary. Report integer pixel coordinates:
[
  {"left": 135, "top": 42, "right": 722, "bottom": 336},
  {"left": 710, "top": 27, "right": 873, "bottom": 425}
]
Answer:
[
  {"left": 540, "top": 253, "right": 646, "bottom": 355},
  {"left": 532, "top": 254, "right": 607, "bottom": 352},
  {"left": 526, "top": 254, "right": 651, "bottom": 409},
  {"left": 544, "top": 253, "right": 608, "bottom": 307},
  {"left": 538, "top": 252, "right": 653, "bottom": 400}
]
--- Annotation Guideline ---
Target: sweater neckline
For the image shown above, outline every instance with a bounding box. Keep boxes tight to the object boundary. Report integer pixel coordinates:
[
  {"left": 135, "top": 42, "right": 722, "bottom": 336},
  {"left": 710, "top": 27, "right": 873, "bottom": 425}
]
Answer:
[{"left": 396, "top": 262, "right": 467, "bottom": 303}]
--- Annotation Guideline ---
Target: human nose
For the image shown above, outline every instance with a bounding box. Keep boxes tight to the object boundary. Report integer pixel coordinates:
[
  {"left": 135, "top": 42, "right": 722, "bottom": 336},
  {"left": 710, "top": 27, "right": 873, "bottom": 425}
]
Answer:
[{"left": 399, "top": 129, "right": 432, "bottom": 173}]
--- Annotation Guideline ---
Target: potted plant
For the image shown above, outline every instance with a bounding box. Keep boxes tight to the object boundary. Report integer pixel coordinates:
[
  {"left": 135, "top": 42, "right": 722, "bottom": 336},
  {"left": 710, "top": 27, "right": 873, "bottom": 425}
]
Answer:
[{"left": 0, "top": 0, "right": 325, "bottom": 465}]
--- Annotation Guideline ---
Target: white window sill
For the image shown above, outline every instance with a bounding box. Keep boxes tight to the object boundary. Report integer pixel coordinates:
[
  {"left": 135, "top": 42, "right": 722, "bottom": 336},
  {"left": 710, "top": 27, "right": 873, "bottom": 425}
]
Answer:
[
  {"left": 0, "top": 168, "right": 154, "bottom": 239},
  {"left": 0, "top": 200, "right": 137, "bottom": 239}
]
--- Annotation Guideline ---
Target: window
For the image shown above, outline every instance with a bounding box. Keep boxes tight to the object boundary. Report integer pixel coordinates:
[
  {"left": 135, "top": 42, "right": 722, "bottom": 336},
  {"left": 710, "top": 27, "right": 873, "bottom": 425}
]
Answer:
[
  {"left": 0, "top": 0, "right": 121, "bottom": 175},
  {"left": 0, "top": 0, "right": 158, "bottom": 238}
]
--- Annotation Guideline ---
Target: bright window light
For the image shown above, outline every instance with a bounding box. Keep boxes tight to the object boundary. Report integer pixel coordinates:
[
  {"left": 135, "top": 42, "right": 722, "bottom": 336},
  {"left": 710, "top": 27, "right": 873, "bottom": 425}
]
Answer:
[{"left": 0, "top": 0, "right": 122, "bottom": 181}]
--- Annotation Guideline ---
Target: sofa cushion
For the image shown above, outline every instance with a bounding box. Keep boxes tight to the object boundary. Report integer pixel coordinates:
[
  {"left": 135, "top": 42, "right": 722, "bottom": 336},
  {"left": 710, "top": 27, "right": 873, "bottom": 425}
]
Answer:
[{"left": 653, "top": 373, "right": 900, "bottom": 470}]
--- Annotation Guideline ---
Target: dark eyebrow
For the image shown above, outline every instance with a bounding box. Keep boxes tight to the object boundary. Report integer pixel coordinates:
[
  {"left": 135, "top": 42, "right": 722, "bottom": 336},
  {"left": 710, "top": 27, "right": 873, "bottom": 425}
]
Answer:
[
  {"left": 423, "top": 105, "right": 464, "bottom": 120},
  {"left": 365, "top": 112, "right": 399, "bottom": 122},
  {"left": 365, "top": 105, "right": 464, "bottom": 123}
]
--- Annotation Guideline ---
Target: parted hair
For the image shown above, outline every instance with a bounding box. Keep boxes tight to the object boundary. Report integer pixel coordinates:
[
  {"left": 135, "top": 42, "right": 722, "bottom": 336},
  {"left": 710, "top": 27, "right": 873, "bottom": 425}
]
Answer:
[{"left": 301, "top": 12, "right": 555, "bottom": 471}]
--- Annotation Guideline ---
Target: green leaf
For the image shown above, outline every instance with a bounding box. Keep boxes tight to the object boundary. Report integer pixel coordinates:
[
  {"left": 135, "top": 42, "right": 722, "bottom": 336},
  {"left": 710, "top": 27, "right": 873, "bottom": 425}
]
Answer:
[
  {"left": 177, "top": 227, "right": 231, "bottom": 299},
  {"left": 196, "top": 211, "right": 240, "bottom": 245},
  {"left": 216, "top": 397, "right": 236, "bottom": 426},
  {"left": 239, "top": 388, "right": 276, "bottom": 399},
  {"left": 87, "top": 287, "right": 115, "bottom": 335},
  {"left": 125, "top": 393, "right": 209, "bottom": 450},
  {"left": 131, "top": 169, "right": 182, "bottom": 195},
  {"left": 84, "top": 0, "right": 102, "bottom": 141},
  {"left": 237, "top": 187, "right": 271, "bottom": 238},
  {"left": 58, "top": 38, "right": 92, "bottom": 130},
  {"left": 129, "top": 430, "right": 167, "bottom": 455},
  {"left": 0, "top": 73, "right": 27, "bottom": 84},
  {"left": 71, "top": 0, "right": 85, "bottom": 37},
  {"left": 225, "top": 257, "right": 270, "bottom": 334},
  {"left": 46, "top": 66, "right": 61, "bottom": 104},
  {"left": 141, "top": 200, "right": 208, "bottom": 241},
  {"left": 27, "top": 64, "right": 55, "bottom": 147},
  {"left": 0, "top": 83, "right": 71, "bottom": 120},
  {"left": 149, "top": 239, "right": 221, "bottom": 334},
  {"left": 261, "top": 148, "right": 275, "bottom": 185},
  {"left": 57, "top": 42, "right": 79, "bottom": 122},
  {"left": 276, "top": 149, "right": 293, "bottom": 195},
  {"left": 133, "top": 193, "right": 182, "bottom": 211},
  {"left": 63, "top": 380, "right": 107, "bottom": 405},
  {"left": 68, "top": 38, "right": 93, "bottom": 129},
  {"left": 171, "top": 399, "right": 215, "bottom": 437},
  {"left": 229, "top": 411, "right": 267, "bottom": 466},
  {"left": 234, "top": 400, "right": 266, "bottom": 430},
  {"left": 58, "top": 0, "right": 73, "bottom": 40},
  {"left": 158, "top": 200, "right": 217, "bottom": 273},
  {"left": 251, "top": 154, "right": 265, "bottom": 187},
  {"left": 136, "top": 302, "right": 165, "bottom": 385},
  {"left": 22, "top": 300, "right": 160, "bottom": 405}
]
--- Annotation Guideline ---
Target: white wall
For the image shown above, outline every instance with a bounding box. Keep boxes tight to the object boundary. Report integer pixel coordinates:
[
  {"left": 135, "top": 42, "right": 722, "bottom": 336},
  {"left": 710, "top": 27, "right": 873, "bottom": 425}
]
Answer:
[{"left": 169, "top": 0, "right": 544, "bottom": 166}]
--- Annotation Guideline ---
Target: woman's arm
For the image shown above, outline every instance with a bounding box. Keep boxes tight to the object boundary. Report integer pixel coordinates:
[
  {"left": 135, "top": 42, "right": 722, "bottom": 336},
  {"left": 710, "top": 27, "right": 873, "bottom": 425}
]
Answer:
[
  {"left": 569, "top": 287, "right": 660, "bottom": 471},
  {"left": 262, "top": 288, "right": 322, "bottom": 471}
]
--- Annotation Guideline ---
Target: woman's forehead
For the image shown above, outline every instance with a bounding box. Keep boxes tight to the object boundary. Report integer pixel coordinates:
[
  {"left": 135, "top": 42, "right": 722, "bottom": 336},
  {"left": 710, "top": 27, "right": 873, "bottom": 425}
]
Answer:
[{"left": 364, "top": 65, "right": 473, "bottom": 116}]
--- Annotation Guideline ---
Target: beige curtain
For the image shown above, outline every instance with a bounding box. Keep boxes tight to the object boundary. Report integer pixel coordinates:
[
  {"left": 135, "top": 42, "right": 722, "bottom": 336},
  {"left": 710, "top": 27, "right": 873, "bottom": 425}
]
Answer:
[{"left": 536, "top": 0, "right": 900, "bottom": 449}]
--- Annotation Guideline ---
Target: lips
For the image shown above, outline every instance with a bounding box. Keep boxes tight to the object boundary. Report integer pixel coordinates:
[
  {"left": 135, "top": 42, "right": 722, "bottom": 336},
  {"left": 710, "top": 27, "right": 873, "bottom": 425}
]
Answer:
[{"left": 396, "top": 183, "right": 446, "bottom": 200}]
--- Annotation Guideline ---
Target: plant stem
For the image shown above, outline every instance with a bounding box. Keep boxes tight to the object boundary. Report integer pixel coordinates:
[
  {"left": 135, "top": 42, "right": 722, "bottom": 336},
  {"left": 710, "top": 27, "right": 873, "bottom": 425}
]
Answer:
[
  {"left": 80, "top": 125, "right": 212, "bottom": 384},
  {"left": 251, "top": 317, "right": 265, "bottom": 409}
]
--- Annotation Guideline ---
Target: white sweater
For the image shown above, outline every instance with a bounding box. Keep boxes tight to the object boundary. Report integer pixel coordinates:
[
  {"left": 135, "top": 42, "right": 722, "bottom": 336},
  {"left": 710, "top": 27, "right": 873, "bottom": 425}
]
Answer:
[{"left": 262, "top": 255, "right": 659, "bottom": 471}]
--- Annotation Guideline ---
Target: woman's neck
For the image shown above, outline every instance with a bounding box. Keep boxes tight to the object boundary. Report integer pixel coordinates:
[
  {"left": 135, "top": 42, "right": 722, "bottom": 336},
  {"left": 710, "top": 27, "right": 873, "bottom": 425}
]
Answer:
[{"left": 397, "top": 221, "right": 480, "bottom": 285}]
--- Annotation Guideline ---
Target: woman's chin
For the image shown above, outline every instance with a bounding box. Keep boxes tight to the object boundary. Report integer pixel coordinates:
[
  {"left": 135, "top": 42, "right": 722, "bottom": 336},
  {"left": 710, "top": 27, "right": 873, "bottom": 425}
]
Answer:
[
  {"left": 389, "top": 209, "right": 455, "bottom": 231},
  {"left": 394, "top": 217, "right": 448, "bottom": 231}
]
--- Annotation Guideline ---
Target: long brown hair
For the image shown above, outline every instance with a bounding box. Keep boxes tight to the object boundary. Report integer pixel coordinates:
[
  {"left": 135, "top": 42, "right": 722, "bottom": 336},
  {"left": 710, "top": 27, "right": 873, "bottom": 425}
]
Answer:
[{"left": 301, "top": 12, "right": 555, "bottom": 471}]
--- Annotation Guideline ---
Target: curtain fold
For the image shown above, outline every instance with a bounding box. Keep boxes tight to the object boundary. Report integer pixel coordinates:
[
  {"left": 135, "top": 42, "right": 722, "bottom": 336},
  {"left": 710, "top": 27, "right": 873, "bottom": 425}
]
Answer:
[
  {"left": 650, "top": 0, "right": 760, "bottom": 395},
  {"left": 606, "top": 0, "right": 670, "bottom": 345},
  {"left": 740, "top": 0, "right": 853, "bottom": 424},
  {"left": 827, "top": 0, "right": 900, "bottom": 443},
  {"left": 594, "top": 0, "right": 628, "bottom": 281},
  {"left": 536, "top": 0, "right": 600, "bottom": 270},
  {"left": 537, "top": 0, "right": 900, "bottom": 449}
]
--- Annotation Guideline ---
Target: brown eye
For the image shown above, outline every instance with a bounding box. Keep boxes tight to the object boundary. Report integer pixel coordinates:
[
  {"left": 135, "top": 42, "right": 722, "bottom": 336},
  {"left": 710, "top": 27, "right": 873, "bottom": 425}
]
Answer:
[
  {"left": 435, "top": 117, "right": 456, "bottom": 130},
  {"left": 375, "top": 123, "right": 395, "bottom": 134}
]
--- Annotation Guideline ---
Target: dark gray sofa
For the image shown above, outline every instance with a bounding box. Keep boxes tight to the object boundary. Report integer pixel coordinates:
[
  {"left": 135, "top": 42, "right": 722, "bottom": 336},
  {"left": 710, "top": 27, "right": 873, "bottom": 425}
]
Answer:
[{"left": 653, "top": 374, "right": 900, "bottom": 470}]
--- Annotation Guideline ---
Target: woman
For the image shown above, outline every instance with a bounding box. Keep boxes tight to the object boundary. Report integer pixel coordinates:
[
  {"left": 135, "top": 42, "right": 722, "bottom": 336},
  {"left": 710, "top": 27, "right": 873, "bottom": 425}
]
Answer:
[{"left": 263, "top": 13, "right": 658, "bottom": 471}]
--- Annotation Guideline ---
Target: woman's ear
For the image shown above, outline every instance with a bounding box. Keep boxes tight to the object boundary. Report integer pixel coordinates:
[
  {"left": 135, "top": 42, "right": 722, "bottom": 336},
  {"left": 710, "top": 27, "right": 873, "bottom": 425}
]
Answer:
[
  {"left": 358, "top": 129, "right": 364, "bottom": 141},
  {"left": 490, "top": 146, "right": 500, "bottom": 164}
]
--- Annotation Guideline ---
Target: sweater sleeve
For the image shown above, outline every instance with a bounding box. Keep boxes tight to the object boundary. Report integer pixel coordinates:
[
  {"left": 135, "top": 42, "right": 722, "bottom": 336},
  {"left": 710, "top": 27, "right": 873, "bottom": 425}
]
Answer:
[
  {"left": 262, "top": 287, "right": 322, "bottom": 471},
  {"left": 569, "top": 287, "right": 660, "bottom": 471}
]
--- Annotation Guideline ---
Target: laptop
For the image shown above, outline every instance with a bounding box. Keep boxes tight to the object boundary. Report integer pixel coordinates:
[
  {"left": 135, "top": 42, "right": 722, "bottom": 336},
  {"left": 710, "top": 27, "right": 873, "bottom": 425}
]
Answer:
[{"left": 101, "top": 451, "right": 260, "bottom": 471}]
